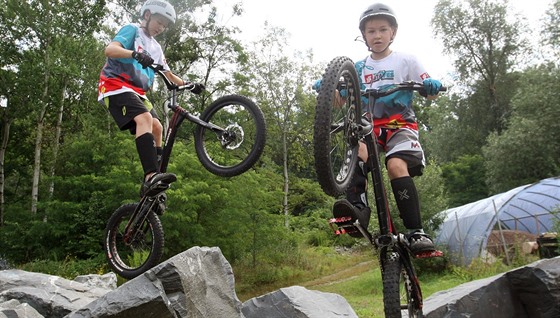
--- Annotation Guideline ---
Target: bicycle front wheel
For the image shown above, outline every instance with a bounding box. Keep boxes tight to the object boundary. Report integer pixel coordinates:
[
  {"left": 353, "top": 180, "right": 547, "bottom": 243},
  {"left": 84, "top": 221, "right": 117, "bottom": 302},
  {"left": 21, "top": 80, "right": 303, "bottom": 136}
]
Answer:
[
  {"left": 313, "top": 56, "right": 361, "bottom": 197},
  {"left": 381, "top": 250, "right": 423, "bottom": 318},
  {"left": 104, "top": 203, "right": 164, "bottom": 279},
  {"left": 195, "top": 94, "right": 266, "bottom": 177}
]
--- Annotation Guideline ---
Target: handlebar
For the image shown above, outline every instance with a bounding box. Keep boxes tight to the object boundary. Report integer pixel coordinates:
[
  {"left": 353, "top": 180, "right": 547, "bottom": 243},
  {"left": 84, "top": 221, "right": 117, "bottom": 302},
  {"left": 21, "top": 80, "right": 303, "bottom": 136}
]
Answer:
[
  {"left": 148, "top": 64, "right": 191, "bottom": 92},
  {"left": 362, "top": 81, "right": 447, "bottom": 99}
]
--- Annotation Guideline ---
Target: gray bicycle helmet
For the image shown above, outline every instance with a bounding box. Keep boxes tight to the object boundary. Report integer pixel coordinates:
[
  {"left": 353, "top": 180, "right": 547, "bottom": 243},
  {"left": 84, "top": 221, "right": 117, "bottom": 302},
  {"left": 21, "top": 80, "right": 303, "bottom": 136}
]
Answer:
[
  {"left": 359, "top": 3, "right": 398, "bottom": 32},
  {"left": 140, "top": 0, "right": 176, "bottom": 25}
]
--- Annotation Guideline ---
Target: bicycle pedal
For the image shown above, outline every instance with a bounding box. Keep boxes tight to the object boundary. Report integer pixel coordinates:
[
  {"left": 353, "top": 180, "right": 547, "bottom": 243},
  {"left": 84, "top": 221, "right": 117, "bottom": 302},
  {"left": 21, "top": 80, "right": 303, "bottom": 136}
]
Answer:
[
  {"left": 329, "top": 217, "right": 359, "bottom": 236},
  {"left": 329, "top": 216, "right": 353, "bottom": 224},
  {"left": 415, "top": 250, "right": 444, "bottom": 259}
]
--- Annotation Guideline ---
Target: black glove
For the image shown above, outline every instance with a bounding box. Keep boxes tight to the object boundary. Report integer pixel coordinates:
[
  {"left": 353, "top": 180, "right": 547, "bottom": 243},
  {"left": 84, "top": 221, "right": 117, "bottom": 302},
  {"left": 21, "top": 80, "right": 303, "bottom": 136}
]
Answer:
[
  {"left": 132, "top": 51, "right": 154, "bottom": 68},
  {"left": 184, "top": 81, "right": 205, "bottom": 95}
]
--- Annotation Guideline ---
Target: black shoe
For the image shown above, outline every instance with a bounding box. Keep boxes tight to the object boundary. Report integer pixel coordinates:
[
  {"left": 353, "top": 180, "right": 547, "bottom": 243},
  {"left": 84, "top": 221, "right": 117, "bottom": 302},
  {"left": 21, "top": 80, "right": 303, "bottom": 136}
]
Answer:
[
  {"left": 407, "top": 231, "right": 435, "bottom": 254},
  {"left": 140, "top": 172, "right": 177, "bottom": 198},
  {"left": 332, "top": 199, "right": 371, "bottom": 238}
]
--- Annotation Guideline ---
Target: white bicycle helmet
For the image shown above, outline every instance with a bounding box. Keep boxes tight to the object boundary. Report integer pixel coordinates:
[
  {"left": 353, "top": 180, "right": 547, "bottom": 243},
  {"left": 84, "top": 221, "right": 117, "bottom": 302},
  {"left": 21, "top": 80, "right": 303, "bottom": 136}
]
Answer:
[{"left": 140, "top": 0, "right": 176, "bottom": 25}]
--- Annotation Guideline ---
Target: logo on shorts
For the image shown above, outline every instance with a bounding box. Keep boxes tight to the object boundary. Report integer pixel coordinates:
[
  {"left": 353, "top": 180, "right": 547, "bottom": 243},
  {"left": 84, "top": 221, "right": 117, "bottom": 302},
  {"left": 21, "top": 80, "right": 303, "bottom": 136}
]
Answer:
[
  {"left": 387, "top": 119, "right": 403, "bottom": 129},
  {"left": 411, "top": 142, "right": 420, "bottom": 148},
  {"left": 122, "top": 106, "right": 126, "bottom": 116}
]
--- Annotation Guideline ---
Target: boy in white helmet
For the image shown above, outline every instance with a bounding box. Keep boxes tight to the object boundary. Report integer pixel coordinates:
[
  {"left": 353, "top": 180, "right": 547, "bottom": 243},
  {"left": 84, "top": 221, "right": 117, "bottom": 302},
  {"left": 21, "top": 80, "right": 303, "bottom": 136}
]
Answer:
[
  {"left": 98, "top": 0, "right": 205, "bottom": 197},
  {"left": 317, "top": 3, "right": 443, "bottom": 254}
]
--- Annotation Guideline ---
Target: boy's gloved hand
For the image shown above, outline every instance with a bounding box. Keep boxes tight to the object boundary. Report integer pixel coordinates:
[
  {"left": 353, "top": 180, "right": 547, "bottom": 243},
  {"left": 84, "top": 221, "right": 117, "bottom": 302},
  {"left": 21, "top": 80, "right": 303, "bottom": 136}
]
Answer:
[
  {"left": 132, "top": 51, "right": 154, "bottom": 68},
  {"left": 184, "top": 81, "right": 205, "bottom": 95},
  {"left": 312, "top": 79, "right": 321, "bottom": 92},
  {"left": 422, "top": 78, "right": 442, "bottom": 96}
]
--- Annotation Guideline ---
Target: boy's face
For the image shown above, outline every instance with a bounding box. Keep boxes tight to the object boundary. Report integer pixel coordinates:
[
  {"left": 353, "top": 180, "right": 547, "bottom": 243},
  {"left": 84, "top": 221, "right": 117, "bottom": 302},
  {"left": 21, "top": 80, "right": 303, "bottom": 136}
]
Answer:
[
  {"left": 146, "top": 13, "right": 170, "bottom": 37},
  {"left": 362, "top": 18, "right": 397, "bottom": 53}
]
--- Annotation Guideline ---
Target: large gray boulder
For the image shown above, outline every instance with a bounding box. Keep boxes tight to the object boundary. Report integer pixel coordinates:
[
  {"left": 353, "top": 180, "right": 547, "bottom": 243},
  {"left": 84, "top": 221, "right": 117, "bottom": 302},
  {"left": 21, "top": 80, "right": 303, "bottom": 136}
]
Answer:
[
  {"left": 67, "top": 246, "right": 244, "bottom": 318},
  {"left": 506, "top": 257, "right": 560, "bottom": 318},
  {"left": 0, "top": 270, "right": 115, "bottom": 317},
  {"left": 422, "top": 273, "right": 527, "bottom": 318},
  {"left": 242, "top": 285, "right": 358, "bottom": 318},
  {"left": 423, "top": 256, "right": 560, "bottom": 317}
]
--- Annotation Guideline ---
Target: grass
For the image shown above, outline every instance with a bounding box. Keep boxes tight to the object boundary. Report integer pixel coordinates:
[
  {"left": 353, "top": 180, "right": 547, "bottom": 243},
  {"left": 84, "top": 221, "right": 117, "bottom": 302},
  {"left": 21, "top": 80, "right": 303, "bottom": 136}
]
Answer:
[
  {"left": 234, "top": 245, "right": 540, "bottom": 318},
  {"left": 13, "top": 242, "right": 540, "bottom": 318}
]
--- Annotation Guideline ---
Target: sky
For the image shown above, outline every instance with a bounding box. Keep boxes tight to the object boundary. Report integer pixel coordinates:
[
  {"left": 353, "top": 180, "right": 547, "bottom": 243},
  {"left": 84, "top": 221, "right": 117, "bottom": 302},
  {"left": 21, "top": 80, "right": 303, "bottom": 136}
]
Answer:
[{"left": 210, "top": 0, "right": 554, "bottom": 83}]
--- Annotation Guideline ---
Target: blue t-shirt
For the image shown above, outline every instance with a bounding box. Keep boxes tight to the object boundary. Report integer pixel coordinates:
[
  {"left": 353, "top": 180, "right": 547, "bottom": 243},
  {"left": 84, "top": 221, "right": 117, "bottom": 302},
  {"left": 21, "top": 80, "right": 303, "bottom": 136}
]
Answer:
[{"left": 98, "top": 24, "right": 170, "bottom": 100}]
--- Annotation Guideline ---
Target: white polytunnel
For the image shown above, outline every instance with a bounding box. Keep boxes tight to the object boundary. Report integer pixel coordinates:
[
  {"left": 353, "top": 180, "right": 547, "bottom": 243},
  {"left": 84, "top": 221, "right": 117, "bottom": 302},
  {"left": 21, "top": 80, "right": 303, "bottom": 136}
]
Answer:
[{"left": 434, "top": 177, "right": 560, "bottom": 265}]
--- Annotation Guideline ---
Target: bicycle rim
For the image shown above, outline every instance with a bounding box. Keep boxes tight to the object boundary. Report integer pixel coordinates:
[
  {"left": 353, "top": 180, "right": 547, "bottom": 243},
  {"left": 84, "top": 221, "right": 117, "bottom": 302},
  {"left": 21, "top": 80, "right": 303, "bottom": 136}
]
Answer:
[
  {"left": 195, "top": 94, "right": 266, "bottom": 177},
  {"left": 313, "top": 56, "right": 361, "bottom": 197},
  {"left": 381, "top": 249, "right": 423, "bottom": 318},
  {"left": 104, "top": 203, "right": 164, "bottom": 279}
]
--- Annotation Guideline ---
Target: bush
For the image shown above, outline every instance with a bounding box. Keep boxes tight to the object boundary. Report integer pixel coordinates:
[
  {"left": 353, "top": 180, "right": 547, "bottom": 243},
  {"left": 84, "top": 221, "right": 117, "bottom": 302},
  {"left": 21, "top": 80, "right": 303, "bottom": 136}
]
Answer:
[{"left": 18, "top": 255, "right": 108, "bottom": 279}]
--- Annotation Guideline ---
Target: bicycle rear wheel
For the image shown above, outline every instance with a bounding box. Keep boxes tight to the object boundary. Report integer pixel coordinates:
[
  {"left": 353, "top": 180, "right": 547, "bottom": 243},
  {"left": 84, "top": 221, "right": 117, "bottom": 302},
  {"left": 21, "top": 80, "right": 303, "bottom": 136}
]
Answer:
[
  {"left": 104, "top": 203, "right": 164, "bottom": 279},
  {"left": 195, "top": 94, "right": 266, "bottom": 177},
  {"left": 381, "top": 249, "right": 423, "bottom": 318},
  {"left": 313, "top": 56, "right": 361, "bottom": 197}
]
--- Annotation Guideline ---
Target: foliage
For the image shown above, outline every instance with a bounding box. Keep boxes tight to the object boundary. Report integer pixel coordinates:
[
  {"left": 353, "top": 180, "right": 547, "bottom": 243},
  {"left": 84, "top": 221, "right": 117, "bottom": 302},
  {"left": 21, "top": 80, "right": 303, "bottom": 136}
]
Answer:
[
  {"left": 441, "top": 154, "right": 488, "bottom": 207},
  {"left": 0, "top": 0, "right": 559, "bottom": 306},
  {"left": 18, "top": 255, "right": 107, "bottom": 279},
  {"left": 543, "top": 0, "right": 560, "bottom": 58},
  {"left": 483, "top": 65, "right": 560, "bottom": 193}
]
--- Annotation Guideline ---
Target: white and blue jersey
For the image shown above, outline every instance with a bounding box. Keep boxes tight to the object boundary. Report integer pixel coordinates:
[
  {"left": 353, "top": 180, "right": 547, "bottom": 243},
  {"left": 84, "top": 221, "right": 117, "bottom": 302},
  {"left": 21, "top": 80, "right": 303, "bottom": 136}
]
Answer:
[{"left": 98, "top": 23, "right": 170, "bottom": 100}]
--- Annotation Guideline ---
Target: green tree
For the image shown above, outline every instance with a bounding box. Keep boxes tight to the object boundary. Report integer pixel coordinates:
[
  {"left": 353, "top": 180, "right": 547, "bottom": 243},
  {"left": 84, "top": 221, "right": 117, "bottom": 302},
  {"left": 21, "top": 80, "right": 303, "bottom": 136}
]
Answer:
[
  {"left": 543, "top": 0, "right": 560, "bottom": 58},
  {"left": 441, "top": 154, "right": 488, "bottom": 206},
  {"left": 432, "top": 0, "right": 526, "bottom": 143},
  {"left": 483, "top": 65, "right": 560, "bottom": 193},
  {"left": 243, "top": 24, "right": 322, "bottom": 227}
]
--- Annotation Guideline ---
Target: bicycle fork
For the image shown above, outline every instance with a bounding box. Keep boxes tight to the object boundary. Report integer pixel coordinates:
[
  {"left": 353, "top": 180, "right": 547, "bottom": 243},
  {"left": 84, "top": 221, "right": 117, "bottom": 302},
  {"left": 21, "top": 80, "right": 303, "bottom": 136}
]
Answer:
[{"left": 123, "top": 197, "right": 158, "bottom": 245}]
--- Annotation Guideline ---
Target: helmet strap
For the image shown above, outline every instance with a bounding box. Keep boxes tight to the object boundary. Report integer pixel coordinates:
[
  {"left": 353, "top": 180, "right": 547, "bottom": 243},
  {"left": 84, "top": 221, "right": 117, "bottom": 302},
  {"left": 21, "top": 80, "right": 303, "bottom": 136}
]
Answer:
[{"left": 141, "top": 11, "right": 153, "bottom": 36}]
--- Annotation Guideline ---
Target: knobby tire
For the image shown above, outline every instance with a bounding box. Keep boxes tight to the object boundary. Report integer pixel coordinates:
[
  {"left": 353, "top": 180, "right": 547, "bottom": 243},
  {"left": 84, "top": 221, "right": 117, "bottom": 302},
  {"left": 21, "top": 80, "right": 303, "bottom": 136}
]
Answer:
[
  {"left": 194, "top": 94, "right": 266, "bottom": 177},
  {"left": 313, "top": 56, "right": 361, "bottom": 197},
  {"left": 104, "top": 203, "right": 164, "bottom": 279},
  {"left": 381, "top": 250, "right": 423, "bottom": 318}
]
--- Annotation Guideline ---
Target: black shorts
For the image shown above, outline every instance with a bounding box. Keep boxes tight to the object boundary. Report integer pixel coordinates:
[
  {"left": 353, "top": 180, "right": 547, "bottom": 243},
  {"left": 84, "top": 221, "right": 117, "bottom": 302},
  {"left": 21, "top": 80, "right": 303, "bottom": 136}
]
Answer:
[{"left": 102, "top": 92, "right": 159, "bottom": 135}]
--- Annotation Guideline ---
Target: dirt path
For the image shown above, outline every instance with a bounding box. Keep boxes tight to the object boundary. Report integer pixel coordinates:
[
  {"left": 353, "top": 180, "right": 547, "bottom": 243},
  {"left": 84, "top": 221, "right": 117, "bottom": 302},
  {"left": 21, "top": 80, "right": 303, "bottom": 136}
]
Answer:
[{"left": 302, "top": 260, "right": 376, "bottom": 288}]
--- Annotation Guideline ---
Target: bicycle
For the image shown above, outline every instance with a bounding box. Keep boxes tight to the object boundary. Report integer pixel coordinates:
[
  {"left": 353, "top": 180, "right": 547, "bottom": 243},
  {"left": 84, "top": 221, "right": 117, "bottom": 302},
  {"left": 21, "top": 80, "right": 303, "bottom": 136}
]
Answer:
[
  {"left": 104, "top": 65, "right": 266, "bottom": 279},
  {"left": 313, "top": 56, "right": 444, "bottom": 318}
]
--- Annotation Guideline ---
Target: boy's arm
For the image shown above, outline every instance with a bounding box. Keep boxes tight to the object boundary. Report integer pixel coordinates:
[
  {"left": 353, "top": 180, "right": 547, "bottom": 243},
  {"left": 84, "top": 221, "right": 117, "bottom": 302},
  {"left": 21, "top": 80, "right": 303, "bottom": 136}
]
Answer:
[
  {"left": 105, "top": 41, "right": 134, "bottom": 59},
  {"left": 163, "top": 71, "right": 205, "bottom": 95},
  {"left": 163, "top": 71, "right": 186, "bottom": 86}
]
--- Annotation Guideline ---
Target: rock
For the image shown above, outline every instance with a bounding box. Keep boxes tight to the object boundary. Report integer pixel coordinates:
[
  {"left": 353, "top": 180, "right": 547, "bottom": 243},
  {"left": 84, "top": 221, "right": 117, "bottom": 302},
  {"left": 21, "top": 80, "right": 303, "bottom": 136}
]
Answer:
[
  {"left": 242, "top": 285, "right": 358, "bottom": 318},
  {"left": 506, "top": 257, "right": 560, "bottom": 318},
  {"left": 0, "top": 299, "right": 43, "bottom": 318},
  {"left": 423, "top": 273, "right": 528, "bottom": 317},
  {"left": 423, "top": 257, "right": 560, "bottom": 317},
  {"left": 3, "top": 249, "right": 556, "bottom": 318},
  {"left": 0, "top": 270, "right": 113, "bottom": 318},
  {"left": 73, "top": 273, "right": 117, "bottom": 290},
  {"left": 67, "top": 246, "right": 244, "bottom": 318}
]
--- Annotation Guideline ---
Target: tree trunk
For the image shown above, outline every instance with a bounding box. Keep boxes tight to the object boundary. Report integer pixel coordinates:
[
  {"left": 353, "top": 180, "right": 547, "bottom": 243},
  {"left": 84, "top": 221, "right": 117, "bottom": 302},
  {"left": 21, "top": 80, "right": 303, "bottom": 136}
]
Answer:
[
  {"left": 48, "top": 81, "right": 67, "bottom": 199},
  {"left": 31, "top": 104, "right": 47, "bottom": 214},
  {"left": 0, "top": 109, "right": 12, "bottom": 226},
  {"left": 31, "top": 53, "right": 50, "bottom": 214},
  {"left": 282, "top": 130, "right": 289, "bottom": 228}
]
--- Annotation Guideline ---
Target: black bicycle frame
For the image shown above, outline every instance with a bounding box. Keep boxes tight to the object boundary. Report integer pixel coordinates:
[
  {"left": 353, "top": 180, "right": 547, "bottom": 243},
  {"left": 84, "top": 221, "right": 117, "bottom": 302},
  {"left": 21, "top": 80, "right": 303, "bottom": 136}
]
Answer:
[
  {"left": 360, "top": 91, "right": 398, "bottom": 241},
  {"left": 155, "top": 68, "right": 228, "bottom": 174}
]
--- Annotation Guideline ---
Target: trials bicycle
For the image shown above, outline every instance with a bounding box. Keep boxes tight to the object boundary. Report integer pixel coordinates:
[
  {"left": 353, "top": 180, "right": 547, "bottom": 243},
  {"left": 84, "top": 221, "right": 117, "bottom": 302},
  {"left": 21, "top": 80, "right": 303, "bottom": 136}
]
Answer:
[
  {"left": 313, "top": 56, "right": 444, "bottom": 318},
  {"left": 104, "top": 65, "right": 266, "bottom": 279}
]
